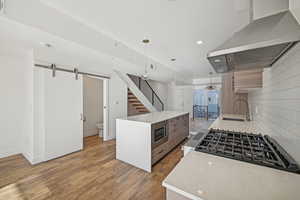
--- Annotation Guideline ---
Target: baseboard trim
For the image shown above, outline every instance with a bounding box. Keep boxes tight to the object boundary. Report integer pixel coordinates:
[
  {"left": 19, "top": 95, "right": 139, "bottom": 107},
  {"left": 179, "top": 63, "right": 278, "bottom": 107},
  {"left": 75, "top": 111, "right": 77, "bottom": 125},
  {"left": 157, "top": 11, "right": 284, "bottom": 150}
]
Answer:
[
  {"left": 0, "top": 148, "right": 21, "bottom": 159},
  {"left": 22, "top": 152, "right": 34, "bottom": 164},
  {"left": 83, "top": 129, "right": 98, "bottom": 137}
]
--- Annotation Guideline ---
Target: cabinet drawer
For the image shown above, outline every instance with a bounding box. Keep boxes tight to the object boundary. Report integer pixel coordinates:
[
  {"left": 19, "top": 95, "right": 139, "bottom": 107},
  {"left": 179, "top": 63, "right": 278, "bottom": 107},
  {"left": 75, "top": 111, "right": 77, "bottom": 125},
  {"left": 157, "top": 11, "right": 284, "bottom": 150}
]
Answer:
[{"left": 152, "top": 142, "right": 168, "bottom": 165}]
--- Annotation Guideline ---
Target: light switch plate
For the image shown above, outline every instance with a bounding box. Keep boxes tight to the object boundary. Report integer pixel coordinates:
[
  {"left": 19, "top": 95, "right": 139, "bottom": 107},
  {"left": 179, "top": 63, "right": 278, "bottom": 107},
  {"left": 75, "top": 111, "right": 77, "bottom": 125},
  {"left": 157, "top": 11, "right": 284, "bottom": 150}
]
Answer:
[
  {"left": 255, "top": 106, "right": 259, "bottom": 114},
  {"left": 0, "top": 0, "right": 5, "bottom": 15}
]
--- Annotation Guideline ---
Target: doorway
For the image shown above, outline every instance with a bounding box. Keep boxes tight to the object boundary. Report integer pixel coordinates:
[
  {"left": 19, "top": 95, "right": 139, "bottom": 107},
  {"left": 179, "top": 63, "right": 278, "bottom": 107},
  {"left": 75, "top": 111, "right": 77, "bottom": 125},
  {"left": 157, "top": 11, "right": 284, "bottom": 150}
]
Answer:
[
  {"left": 33, "top": 65, "right": 110, "bottom": 163},
  {"left": 83, "top": 76, "right": 107, "bottom": 145},
  {"left": 193, "top": 89, "right": 220, "bottom": 120}
]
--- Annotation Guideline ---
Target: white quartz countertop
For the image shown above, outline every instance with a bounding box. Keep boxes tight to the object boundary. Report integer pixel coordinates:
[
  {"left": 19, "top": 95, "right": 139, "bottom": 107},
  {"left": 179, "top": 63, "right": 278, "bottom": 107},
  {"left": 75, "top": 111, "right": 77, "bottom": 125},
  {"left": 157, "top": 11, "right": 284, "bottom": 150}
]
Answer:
[
  {"left": 118, "top": 111, "right": 189, "bottom": 124},
  {"left": 163, "top": 151, "right": 300, "bottom": 200},
  {"left": 209, "top": 115, "right": 263, "bottom": 134}
]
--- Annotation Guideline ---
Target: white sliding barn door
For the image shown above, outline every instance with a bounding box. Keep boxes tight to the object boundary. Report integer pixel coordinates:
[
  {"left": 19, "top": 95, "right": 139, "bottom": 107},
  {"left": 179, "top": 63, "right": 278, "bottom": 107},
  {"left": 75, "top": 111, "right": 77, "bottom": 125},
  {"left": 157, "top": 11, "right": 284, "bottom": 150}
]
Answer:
[{"left": 42, "top": 69, "right": 83, "bottom": 161}]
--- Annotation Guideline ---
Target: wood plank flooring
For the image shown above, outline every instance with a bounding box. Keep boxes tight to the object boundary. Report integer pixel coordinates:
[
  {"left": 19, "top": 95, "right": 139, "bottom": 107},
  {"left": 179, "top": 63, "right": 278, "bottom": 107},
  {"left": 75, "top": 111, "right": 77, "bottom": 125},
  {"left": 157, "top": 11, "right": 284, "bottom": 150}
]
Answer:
[{"left": 0, "top": 136, "right": 183, "bottom": 200}]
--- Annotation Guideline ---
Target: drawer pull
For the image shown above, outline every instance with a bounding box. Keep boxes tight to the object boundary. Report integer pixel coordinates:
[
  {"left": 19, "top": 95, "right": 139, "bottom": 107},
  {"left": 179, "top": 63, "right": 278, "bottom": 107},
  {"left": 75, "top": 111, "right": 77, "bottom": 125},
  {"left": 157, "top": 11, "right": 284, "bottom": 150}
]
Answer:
[{"left": 158, "top": 150, "right": 164, "bottom": 154}]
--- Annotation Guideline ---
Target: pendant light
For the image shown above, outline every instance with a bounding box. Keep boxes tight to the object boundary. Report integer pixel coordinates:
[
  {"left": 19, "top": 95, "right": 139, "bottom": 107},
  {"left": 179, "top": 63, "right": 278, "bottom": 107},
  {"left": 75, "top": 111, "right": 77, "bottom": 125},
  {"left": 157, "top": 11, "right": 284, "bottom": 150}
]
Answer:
[
  {"left": 141, "top": 39, "right": 150, "bottom": 80},
  {"left": 206, "top": 72, "right": 216, "bottom": 90},
  {"left": 170, "top": 58, "right": 177, "bottom": 86}
]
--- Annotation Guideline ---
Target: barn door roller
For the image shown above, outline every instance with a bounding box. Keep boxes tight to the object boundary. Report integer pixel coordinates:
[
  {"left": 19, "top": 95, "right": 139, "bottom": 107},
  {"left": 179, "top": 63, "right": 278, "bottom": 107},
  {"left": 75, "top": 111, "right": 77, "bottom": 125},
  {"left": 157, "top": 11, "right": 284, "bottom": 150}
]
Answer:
[{"left": 34, "top": 63, "right": 110, "bottom": 79}]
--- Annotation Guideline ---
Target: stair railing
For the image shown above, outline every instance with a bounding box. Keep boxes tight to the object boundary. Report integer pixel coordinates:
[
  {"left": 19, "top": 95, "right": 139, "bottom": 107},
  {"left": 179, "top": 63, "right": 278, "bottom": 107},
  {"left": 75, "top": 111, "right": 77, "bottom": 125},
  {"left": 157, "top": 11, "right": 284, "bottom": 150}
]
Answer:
[
  {"left": 128, "top": 74, "right": 164, "bottom": 111},
  {"left": 140, "top": 77, "right": 164, "bottom": 111}
]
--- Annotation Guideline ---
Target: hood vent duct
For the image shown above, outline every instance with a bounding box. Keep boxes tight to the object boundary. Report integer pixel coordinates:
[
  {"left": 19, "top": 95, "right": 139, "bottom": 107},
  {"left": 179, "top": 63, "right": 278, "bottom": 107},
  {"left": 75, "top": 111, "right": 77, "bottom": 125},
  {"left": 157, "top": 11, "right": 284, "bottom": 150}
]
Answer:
[{"left": 207, "top": 11, "right": 300, "bottom": 73}]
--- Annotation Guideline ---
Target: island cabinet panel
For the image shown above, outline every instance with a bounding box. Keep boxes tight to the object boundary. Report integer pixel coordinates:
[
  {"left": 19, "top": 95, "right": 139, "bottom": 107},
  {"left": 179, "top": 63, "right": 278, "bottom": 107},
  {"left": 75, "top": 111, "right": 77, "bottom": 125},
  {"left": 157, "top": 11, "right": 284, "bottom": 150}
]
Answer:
[
  {"left": 166, "top": 114, "right": 189, "bottom": 153},
  {"left": 151, "top": 113, "right": 189, "bottom": 165}
]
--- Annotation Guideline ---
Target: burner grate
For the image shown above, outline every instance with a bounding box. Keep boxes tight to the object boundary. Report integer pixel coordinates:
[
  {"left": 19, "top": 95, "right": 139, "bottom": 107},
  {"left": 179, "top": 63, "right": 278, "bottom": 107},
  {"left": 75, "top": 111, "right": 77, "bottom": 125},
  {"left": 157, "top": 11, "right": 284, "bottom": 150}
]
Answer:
[{"left": 195, "top": 129, "right": 300, "bottom": 174}]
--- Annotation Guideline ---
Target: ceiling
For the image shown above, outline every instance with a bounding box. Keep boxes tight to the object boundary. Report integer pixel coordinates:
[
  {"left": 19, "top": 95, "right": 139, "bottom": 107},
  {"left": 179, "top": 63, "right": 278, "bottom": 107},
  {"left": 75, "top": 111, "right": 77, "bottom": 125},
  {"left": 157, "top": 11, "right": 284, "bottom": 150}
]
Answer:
[
  {"left": 39, "top": 0, "right": 250, "bottom": 78},
  {"left": 0, "top": 16, "right": 174, "bottom": 81},
  {"left": 1, "top": 0, "right": 251, "bottom": 82}
]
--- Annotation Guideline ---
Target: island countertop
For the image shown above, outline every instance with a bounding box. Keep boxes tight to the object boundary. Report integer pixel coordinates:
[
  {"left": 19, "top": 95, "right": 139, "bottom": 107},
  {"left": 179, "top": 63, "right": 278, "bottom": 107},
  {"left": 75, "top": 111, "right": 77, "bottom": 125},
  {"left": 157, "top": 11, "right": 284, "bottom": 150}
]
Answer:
[
  {"left": 118, "top": 111, "right": 189, "bottom": 124},
  {"left": 163, "top": 151, "right": 300, "bottom": 200}
]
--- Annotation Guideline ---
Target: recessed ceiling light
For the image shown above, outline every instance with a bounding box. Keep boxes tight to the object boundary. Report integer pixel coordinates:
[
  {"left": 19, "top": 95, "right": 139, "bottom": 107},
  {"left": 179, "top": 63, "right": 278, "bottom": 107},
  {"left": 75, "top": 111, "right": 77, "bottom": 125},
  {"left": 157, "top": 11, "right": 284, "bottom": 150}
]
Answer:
[
  {"left": 197, "top": 190, "right": 204, "bottom": 195},
  {"left": 196, "top": 40, "right": 203, "bottom": 45},
  {"left": 171, "top": 58, "right": 176, "bottom": 61},
  {"left": 142, "top": 39, "right": 150, "bottom": 44},
  {"left": 214, "top": 59, "right": 221, "bottom": 63},
  {"left": 40, "top": 42, "right": 52, "bottom": 48}
]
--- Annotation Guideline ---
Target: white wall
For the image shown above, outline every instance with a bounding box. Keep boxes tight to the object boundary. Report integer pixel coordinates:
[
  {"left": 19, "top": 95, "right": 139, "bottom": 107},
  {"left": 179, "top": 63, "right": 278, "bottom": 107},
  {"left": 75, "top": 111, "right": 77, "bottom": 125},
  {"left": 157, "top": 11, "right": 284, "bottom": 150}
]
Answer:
[
  {"left": 167, "top": 86, "right": 193, "bottom": 117},
  {"left": 192, "top": 77, "right": 222, "bottom": 86},
  {"left": 0, "top": 48, "right": 34, "bottom": 159},
  {"left": 253, "top": 0, "right": 289, "bottom": 20},
  {"left": 290, "top": 0, "right": 300, "bottom": 23},
  {"left": 0, "top": 49, "right": 128, "bottom": 162},
  {"left": 83, "top": 76, "right": 103, "bottom": 137},
  {"left": 147, "top": 80, "right": 169, "bottom": 110},
  {"left": 107, "top": 73, "right": 128, "bottom": 140},
  {"left": 248, "top": 43, "right": 300, "bottom": 163},
  {"left": 33, "top": 67, "right": 45, "bottom": 164}
]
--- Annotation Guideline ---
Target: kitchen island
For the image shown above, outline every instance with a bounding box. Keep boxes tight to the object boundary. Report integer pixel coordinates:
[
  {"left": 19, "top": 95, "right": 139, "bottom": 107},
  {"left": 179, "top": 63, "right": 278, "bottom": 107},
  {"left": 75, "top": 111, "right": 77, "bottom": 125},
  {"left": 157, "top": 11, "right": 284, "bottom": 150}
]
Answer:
[{"left": 116, "top": 111, "right": 189, "bottom": 172}]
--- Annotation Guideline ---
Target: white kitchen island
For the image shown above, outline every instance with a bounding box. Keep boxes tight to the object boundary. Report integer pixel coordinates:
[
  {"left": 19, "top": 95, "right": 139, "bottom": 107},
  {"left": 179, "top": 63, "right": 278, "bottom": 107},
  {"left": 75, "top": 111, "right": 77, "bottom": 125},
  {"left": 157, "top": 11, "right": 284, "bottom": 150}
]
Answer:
[{"left": 116, "top": 111, "right": 189, "bottom": 172}]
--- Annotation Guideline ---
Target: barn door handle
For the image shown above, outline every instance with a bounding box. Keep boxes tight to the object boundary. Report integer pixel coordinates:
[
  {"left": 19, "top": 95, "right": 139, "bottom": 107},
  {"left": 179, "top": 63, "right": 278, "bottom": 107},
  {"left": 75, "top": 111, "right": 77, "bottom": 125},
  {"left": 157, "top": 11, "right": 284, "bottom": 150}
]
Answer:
[{"left": 80, "top": 114, "right": 86, "bottom": 122}]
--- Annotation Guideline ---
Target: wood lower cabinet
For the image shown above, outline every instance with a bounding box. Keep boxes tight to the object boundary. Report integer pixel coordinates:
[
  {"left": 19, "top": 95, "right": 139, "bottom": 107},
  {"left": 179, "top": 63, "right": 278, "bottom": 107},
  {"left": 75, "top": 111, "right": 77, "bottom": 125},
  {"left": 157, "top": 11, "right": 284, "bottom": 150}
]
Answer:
[
  {"left": 151, "top": 114, "right": 189, "bottom": 164},
  {"left": 152, "top": 114, "right": 189, "bottom": 165},
  {"left": 152, "top": 141, "right": 169, "bottom": 164}
]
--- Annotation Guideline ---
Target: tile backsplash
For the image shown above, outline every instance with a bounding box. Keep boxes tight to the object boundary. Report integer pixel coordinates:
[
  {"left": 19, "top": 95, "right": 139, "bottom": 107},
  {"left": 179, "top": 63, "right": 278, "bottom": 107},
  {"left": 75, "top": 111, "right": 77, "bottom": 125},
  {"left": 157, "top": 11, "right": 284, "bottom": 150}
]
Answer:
[{"left": 248, "top": 43, "right": 300, "bottom": 163}]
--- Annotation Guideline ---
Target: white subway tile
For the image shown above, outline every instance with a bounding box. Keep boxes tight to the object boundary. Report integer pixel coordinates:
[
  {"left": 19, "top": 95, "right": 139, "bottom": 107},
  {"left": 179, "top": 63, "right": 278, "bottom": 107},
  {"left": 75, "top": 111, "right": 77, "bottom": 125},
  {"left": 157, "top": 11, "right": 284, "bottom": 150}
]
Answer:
[{"left": 248, "top": 43, "right": 300, "bottom": 162}]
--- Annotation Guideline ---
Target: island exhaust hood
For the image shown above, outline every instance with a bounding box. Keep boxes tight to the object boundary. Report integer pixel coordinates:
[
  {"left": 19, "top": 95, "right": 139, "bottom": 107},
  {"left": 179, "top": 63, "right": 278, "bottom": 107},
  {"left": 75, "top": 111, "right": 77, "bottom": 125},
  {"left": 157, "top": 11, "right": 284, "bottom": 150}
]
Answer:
[{"left": 207, "top": 11, "right": 300, "bottom": 73}]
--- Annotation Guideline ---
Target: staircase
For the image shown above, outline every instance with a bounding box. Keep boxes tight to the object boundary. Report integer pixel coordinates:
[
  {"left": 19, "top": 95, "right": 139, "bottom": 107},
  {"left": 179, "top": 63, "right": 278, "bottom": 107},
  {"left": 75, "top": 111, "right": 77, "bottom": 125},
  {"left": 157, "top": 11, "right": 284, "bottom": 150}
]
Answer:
[
  {"left": 128, "top": 89, "right": 149, "bottom": 115},
  {"left": 114, "top": 70, "right": 163, "bottom": 116}
]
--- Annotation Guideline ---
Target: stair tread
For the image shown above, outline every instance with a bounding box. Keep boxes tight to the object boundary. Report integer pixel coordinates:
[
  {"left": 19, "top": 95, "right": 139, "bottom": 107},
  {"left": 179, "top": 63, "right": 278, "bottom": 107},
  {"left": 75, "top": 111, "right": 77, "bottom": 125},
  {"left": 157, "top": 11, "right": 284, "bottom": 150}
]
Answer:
[
  {"left": 127, "top": 88, "right": 149, "bottom": 114},
  {"left": 136, "top": 108, "right": 148, "bottom": 111},
  {"left": 136, "top": 107, "right": 147, "bottom": 109},
  {"left": 128, "top": 99, "right": 140, "bottom": 102}
]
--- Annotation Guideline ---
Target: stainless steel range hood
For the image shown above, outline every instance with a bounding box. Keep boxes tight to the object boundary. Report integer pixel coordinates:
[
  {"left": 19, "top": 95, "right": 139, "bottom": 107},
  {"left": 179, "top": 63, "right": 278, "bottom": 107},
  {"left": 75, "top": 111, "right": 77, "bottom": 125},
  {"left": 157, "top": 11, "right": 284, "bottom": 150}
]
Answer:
[{"left": 207, "top": 11, "right": 300, "bottom": 73}]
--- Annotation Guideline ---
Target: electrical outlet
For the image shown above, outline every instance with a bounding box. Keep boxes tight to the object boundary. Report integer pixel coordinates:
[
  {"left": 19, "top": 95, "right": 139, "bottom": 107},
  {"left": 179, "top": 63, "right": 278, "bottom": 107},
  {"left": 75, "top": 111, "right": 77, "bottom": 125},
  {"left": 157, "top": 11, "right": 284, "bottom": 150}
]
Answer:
[{"left": 0, "top": 0, "right": 5, "bottom": 15}]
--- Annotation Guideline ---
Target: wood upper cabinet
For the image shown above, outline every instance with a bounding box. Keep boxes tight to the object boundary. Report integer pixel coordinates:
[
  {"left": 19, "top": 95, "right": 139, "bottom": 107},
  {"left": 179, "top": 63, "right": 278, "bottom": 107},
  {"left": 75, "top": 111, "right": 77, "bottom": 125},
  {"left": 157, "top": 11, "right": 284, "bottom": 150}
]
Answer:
[
  {"left": 233, "top": 69, "right": 263, "bottom": 93},
  {"left": 221, "top": 72, "right": 248, "bottom": 115}
]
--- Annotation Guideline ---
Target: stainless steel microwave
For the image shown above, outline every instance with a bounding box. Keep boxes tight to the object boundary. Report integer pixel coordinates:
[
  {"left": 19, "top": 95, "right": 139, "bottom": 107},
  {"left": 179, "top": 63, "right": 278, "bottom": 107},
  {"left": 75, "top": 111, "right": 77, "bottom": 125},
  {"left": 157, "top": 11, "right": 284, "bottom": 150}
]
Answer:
[{"left": 151, "top": 121, "right": 168, "bottom": 149}]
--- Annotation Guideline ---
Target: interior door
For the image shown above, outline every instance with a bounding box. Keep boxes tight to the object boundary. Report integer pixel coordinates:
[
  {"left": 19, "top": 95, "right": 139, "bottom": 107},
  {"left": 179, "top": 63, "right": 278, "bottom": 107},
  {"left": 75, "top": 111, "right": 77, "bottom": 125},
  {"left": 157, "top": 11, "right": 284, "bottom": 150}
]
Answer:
[
  {"left": 83, "top": 76, "right": 103, "bottom": 138},
  {"left": 43, "top": 69, "right": 83, "bottom": 161}
]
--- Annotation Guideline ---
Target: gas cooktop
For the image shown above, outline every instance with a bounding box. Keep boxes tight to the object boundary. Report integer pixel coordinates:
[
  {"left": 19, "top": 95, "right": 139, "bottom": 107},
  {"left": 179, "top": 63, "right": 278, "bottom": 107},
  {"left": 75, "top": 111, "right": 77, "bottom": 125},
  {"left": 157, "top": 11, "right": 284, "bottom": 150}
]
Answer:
[{"left": 195, "top": 129, "right": 300, "bottom": 174}]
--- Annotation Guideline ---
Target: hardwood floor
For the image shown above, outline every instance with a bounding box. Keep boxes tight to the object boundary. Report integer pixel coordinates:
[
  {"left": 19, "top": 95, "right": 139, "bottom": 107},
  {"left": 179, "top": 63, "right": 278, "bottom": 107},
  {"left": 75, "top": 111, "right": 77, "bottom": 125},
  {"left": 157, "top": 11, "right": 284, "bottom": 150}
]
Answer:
[
  {"left": 190, "top": 119, "right": 214, "bottom": 133},
  {"left": 0, "top": 136, "right": 183, "bottom": 200}
]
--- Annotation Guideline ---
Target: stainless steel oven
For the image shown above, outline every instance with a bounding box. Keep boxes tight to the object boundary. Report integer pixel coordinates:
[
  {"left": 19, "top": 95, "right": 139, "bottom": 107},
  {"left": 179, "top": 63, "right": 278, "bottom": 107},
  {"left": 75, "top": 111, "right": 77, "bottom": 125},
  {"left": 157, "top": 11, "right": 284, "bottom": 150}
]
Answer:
[{"left": 151, "top": 121, "right": 168, "bottom": 149}]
